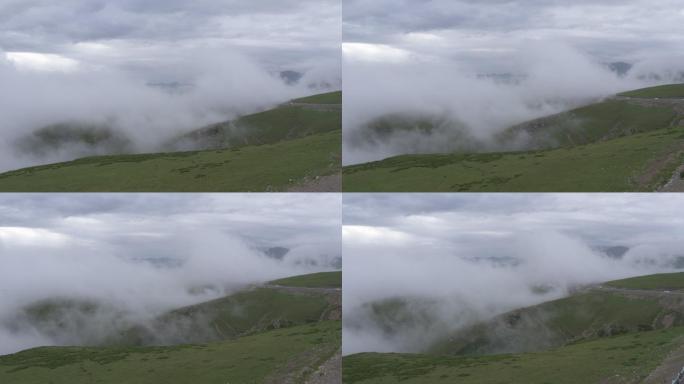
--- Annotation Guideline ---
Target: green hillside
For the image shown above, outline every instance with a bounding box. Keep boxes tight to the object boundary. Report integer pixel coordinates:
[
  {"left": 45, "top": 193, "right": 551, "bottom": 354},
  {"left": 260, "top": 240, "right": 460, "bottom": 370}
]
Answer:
[
  {"left": 344, "top": 126, "right": 684, "bottom": 192},
  {"left": 618, "top": 83, "right": 684, "bottom": 98},
  {"left": 344, "top": 84, "right": 684, "bottom": 192},
  {"left": 606, "top": 272, "right": 684, "bottom": 291},
  {"left": 0, "top": 273, "right": 342, "bottom": 383},
  {"left": 343, "top": 327, "right": 684, "bottom": 384},
  {"left": 0, "top": 91, "right": 341, "bottom": 192},
  {"left": 292, "top": 91, "right": 343, "bottom": 104},
  {"left": 0, "top": 321, "right": 340, "bottom": 384},
  {"left": 344, "top": 273, "right": 684, "bottom": 383},
  {"left": 270, "top": 271, "right": 342, "bottom": 288},
  {"left": 499, "top": 99, "right": 678, "bottom": 149},
  {"left": 430, "top": 288, "right": 679, "bottom": 356},
  {"left": 137, "top": 285, "right": 340, "bottom": 344},
  {"left": 0, "top": 130, "right": 340, "bottom": 191},
  {"left": 174, "top": 91, "right": 341, "bottom": 150},
  {"left": 20, "top": 280, "right": 341, "bottom": 346}
]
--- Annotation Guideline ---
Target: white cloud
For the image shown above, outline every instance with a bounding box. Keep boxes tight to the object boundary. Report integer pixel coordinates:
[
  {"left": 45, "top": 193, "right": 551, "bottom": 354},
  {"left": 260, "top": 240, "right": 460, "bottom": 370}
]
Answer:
[
  {"left": 0, "top": 226, "right": 72, "bottom": 247},
  {"left": 5, "top": 52, "right": 80, "bottom": 72},
  {"left": 343, "top": 194, "right": 684, "bottom": 354},
  {"left": 0, "top": 193, "right": 341, "bottom": 355},
  {"left": 342, "top": 42, "right": 412, "bottom": 63}
]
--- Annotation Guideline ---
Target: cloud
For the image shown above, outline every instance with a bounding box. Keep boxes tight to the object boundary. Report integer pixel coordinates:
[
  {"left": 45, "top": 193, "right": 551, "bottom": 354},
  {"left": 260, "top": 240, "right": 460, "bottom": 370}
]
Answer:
[
  {"left": 0, "top": 193, "right": 341, "bottom": 355},
  {"left": 1, "top": 0, "right": 341, "bottom": 67},
  {"left": 0, "top": 48, "right": 318, "bottom": 171},
  {"left": 0, "top": 0, "right": 341, "bottom": 172},
  {"left": 343, "top": 194, "right": 684, "bottom": 354},
  {"left": 344, "top": 0, "right": 684, "bottom": 58},
  {"left": 342, "top": 41, "right": 643, "bottom": 164},
  {"left": 5, "top": 52, "right": 80, "bottom": 72},
  {"left": 342, "top": 0, "right": 684, "bottom": 164}
]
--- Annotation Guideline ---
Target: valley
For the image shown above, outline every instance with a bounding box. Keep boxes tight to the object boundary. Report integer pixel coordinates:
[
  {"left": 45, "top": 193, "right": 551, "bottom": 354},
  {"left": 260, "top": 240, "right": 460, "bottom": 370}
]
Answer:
[
  {"left": 343, "top": 84, "right": 684, "bottom": 192},
  {"left": 0, "top": 271, "right": 342, "bottom": 384},
  {"left": 0, "top": 91, "right": 341, "bottom": 192},
  {"left": 343, "top": 272, "right": 684, "bottom": 383}
]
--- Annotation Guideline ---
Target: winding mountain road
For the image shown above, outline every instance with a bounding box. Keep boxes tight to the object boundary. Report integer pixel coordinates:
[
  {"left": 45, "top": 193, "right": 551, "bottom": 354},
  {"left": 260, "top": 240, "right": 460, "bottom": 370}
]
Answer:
[
  {"left": 261, "top": 283, "right": 341, "bottom": 384},
  {"left": 609, "top": 96, "right": 684, "bottom": 192},
  {"left": 591, "top": 285, "right": 684, "bottom": 298},
  {"left": 588, "top": 285, "right": 684, "bottom": 384},
  {"left": 612, "top": 96, "right": 684, "bottom": 116}
]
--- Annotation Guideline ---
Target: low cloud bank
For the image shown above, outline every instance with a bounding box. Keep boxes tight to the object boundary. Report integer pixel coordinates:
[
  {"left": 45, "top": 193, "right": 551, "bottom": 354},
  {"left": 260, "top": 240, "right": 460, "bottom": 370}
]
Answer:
[
  {"left": 0, "top": 194, "right": 341, "bottom": 355},
  {"left": 343, "top": 43, "right": 679, "bottom": 165},
  {"left": 0, "top": 49, "right": 338, "bottom": 172},
  {"left": 342, "top": 194, "right": 684, "bottom": 354}
]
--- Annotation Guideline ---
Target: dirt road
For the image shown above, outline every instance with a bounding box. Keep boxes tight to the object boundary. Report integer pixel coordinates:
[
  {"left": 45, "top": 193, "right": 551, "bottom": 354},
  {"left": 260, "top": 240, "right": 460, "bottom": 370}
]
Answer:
[
  {"left": 304, "top": 348, "right": 341, "bottom": 384},
  {"left": 587, "top": 285, "right": 684, "bottom": 383},
  {"left": 642, "top": 339, "right": 684, "bottom": 384},
  {"left": 609, "top": 96, "right": 684, "bottom": 192},
  {"left": 612, "top": 96, "right": 684, "bottom": 117},
  {"left": 262, "top": 283, "right": 341, "bottom": 384}
]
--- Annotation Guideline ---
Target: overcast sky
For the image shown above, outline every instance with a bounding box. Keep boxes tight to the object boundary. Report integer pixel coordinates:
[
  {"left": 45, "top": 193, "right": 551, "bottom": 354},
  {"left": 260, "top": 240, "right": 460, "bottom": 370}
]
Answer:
[
  {"left": 344, "top": 193, "right": 684, "bottom": 247},
  {"left": 343, "top": 194, "right": 684, "bottom": 354},
  {"left": 343, "top": 0, "right": 684, "bottom": 70},
  {"left": 0, "top": 193, "right": 341, "bottom": 254},
  {"left": 0, "top": 0, "right": 340, "bottom": 76}
]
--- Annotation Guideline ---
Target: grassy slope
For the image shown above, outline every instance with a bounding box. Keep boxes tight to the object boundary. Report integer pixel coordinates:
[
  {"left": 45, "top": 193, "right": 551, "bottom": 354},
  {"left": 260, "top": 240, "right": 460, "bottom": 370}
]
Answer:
[
  {"left": 270, "top": 271, "right": 342, "bottom": 288},
  {"left": 0, "top": 130, "right": 340, "bottom": 191},
  {"left": 606, "top": 272, "right": 684, "bottom": 291},
  {"left": 292, "top": 91, "right": 342, "bottom": 104},
  {"left": 344, "top": 85, "right": 684, "bottom": 192},
  {"left": 20, "top": 282, "right": 339, "bottom": 346},
  {"left": 0, "top": 273, "right": 342, "bottom": 383},
  {"left": 619, "top": 83, "right": 684, "bottom": 98},
  {"left": 344, "top": 126, "right": 684, "bottom": 192},
  {"left": 343, "top": 327, "right": 684, "bottom": 384},
  {"left": 178, "top": 98, "right": 341, "bottom": 150},
  {"left": 431, "top": 290, "right": 672, "bottom": 356},
  {"left": 499, "top": 99, "right": 678, "bottom": 148},
  {"left": 345, "top": 273, "right": 684, "bottom": 383},
  {"left": 0, "top": 91, "right": 341, "bottom": 192},
  {"left": 151, "top": 286, "right": 334, "bottom": 342},
  {"left": 0, "top": 320, "right": 340, "bottom": 384}
]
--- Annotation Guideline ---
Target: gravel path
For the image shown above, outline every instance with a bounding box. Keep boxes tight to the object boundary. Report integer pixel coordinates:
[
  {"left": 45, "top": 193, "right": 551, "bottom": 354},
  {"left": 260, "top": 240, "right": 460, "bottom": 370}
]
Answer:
[
  {"left": 586, "top": 285, "right": 684, "bottom": 383},
  {"left": 261, "top": 283, "right": 342, "bottom": 384},
  {"left": 611, "top": 96, "right": 684, "bottom": 116},
  {"left": 642, "top": 339, "right": 684, "bottom": 384},
  {"left": 304, "top": 349, "right": 341, "bottom": 384},
  {"left": 609, "top": 96, "right": 684, "bottom": 192},
  {"left": 658, "top": 163, "right": 684, "bottom": 192}
]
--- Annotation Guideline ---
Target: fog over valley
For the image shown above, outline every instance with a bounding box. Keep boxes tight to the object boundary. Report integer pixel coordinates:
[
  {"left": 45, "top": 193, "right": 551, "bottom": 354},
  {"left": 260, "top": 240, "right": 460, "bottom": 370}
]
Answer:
[
  {"left": 0, "top": 193, "right": 341, "bottom": 355},
  {"left": 0, "top": 0, "right": 341, "bottom": 172},
  {"left": 342, "top": 0, "right": 684, "bottom": 164},
  {"left": 343, "top": 194, "right": 684, "bottom": 355}
]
